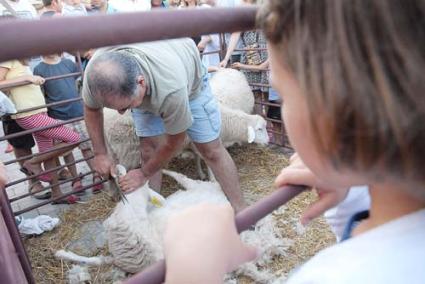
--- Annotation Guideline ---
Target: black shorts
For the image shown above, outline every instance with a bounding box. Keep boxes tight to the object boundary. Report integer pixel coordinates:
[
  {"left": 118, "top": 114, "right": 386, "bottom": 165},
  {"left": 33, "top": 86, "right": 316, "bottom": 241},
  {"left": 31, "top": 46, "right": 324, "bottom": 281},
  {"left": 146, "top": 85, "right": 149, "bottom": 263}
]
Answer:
[
  {"left": 267, "top": 100, "right": 282, "bottom": 120},
  {"left": 2, "top": 116, "right": 35, "bottom": 149}
]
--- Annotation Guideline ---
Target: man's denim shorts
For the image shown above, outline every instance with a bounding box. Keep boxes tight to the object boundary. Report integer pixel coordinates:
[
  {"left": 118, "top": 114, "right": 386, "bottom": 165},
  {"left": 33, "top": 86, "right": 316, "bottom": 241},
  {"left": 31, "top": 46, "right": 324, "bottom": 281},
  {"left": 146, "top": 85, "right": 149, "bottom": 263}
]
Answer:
[{"left": 131, "top": 77, "right": 221, "bottom": 144}]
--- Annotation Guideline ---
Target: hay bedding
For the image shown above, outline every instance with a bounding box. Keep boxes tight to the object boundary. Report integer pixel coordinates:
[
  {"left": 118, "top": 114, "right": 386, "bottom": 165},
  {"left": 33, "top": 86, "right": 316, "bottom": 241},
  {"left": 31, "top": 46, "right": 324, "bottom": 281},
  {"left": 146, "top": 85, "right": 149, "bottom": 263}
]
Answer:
[{"left": 24, "top": 144, "right": 335, "bottom": 283}]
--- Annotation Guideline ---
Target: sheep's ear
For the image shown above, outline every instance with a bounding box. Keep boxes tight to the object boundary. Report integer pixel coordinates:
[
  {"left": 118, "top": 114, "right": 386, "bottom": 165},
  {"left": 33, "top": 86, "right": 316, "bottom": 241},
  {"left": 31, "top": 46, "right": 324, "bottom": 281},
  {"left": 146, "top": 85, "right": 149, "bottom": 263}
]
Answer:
[{"left": 248, "top": 126, "right": 256, "bottom": 143}]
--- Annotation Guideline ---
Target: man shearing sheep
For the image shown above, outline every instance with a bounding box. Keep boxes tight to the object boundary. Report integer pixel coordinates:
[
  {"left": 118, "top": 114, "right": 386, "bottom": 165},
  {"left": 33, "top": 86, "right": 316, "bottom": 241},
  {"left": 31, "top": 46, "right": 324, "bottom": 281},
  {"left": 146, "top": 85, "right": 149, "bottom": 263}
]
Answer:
[{"left": 82, "top": 38, "right": 246, "bottom": 211}]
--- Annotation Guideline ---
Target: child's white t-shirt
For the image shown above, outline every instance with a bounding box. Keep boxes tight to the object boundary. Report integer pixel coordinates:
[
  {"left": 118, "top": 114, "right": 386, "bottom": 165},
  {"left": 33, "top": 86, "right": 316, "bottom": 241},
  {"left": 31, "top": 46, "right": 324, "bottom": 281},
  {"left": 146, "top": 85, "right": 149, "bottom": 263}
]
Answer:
[
  {"left": 324, "top": 186, "right": 371, "bottom": 242},
  {"left": 283, "top": 208, "right": 425, "bottom": 284}
]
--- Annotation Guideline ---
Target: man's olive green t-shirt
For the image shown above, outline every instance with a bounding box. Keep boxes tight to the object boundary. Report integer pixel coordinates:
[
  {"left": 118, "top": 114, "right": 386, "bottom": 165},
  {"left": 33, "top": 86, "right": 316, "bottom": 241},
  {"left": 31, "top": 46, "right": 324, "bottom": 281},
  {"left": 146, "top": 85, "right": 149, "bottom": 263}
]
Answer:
[{"left": 82, "top": 38, "right": 206, "bottom": 135}]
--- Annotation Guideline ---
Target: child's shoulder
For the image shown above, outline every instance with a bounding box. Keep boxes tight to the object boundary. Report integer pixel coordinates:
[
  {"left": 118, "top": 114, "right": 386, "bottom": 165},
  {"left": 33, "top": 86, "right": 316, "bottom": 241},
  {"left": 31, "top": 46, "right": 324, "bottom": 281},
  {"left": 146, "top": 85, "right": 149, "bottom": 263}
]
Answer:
[{"left": 287, "top": 209, "right": 425, "bottom": 284}]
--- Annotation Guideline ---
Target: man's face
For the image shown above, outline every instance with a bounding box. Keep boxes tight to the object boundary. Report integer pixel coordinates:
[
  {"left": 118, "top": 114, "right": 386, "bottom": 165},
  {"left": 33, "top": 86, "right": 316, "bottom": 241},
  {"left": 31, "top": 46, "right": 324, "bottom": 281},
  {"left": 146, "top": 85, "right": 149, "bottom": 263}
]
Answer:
[
  {"left": 102, "top": 75, "right": 147, "bottom": 114},
  {"left": 103, "top": 92, "right": 142, "bottom": 114}
]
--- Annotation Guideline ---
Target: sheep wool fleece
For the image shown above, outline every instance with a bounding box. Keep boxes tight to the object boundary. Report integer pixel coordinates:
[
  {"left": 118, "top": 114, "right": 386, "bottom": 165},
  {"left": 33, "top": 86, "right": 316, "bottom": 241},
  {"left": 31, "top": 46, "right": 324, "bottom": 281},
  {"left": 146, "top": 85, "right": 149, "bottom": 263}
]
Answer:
[{"left": 82, "top": 38, "right": 207, "bottom": 135}]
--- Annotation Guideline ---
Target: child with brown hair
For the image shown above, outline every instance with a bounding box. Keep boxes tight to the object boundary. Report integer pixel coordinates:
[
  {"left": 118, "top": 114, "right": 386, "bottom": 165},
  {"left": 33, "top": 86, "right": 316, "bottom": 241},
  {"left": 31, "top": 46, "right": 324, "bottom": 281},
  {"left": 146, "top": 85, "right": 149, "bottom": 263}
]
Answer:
[{"left": 162, "top": 0, "right": 425, "bottom": 283}]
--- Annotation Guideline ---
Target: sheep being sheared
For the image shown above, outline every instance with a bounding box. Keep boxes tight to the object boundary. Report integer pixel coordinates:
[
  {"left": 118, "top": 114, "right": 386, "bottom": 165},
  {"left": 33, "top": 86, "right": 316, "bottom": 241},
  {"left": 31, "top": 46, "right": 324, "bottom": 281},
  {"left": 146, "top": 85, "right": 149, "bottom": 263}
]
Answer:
[{"left": 56, "top": 170, "right": 292, "bottom": 283}]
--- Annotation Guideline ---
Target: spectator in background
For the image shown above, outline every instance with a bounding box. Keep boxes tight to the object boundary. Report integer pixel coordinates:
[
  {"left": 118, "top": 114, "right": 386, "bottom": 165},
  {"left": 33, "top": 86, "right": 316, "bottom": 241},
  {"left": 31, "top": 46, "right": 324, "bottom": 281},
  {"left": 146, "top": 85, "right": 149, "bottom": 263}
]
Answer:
[
  {"left": 180, "top": 0, "right": 201, "bottom": 45},
  {"left": 90, "top": 0, "right": 117, "bottom": 14},
  {"left": 62, "top": 0, "right": 87, "bottom": 16},
  {"left": 34, "top": 53, "right": 104, "bottom": 193},
  {"left": 151, "top": 0, "right": 166, "bottom": 8},
  {"left": 0, "top": 14, "right": 50, "bottom": 200},
  {"left": 108, "top": 0, "right": 151, "bottom": 12},
  {"left": 40, "top": 0, "right": 63, "bottom": 17},
  {"left": 197, "top": 0, "right": 221, "bottom": 73},
  {"left": 168, "top": 0, "right": 180, "bottom": 7},
  {"left": 220, "top": 0, "right": 267, "bottom": 113},
  {"left": 215, "top": 0, "right": 243, "bottom": 64},
  {"left": 181, "top": 0, "right": 198, "bottom": 7},
  {"left": 0, "top": 0, "right": 37, "bottom": 18},
  {"left": 0, "top": 58, "right": 81, "bottom": 204},
  {"left": 1, "top": 106, "right": 50, "bottom": 199}
]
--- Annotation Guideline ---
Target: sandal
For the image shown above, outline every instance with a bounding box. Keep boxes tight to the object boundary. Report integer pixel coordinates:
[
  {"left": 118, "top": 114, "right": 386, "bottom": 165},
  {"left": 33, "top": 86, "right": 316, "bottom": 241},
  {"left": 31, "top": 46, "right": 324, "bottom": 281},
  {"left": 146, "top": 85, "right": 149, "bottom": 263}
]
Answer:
[
  {"left": 58, "top": 169, "right": 73, "bottom": 181},
  {"left": 5, "top": 143, "right": 13, "bottom": 153},
  {"left": 20, "top": 167, "right": 52, "bottom": 183},
  {"left": 29, "top": 181, "right": 51, "bottom": 200},
  {"left": 52, "top": 194, "right": 80, "bottom": 205},
  {"left": 92, "top": 175, "right": 104, "bottom": 194},
  {"left": 72, "top": 178, "right": 86, "bottom": 196}
]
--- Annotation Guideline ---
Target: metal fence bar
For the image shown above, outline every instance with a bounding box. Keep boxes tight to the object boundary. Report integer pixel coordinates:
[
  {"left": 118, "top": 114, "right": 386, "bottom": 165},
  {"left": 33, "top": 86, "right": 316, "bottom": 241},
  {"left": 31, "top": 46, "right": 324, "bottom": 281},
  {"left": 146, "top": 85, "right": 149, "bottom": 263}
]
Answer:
[
  {"left": 0, "top": 72, "right": 81, "bottom": 91},
  {"left": 249, "top": 82, "right": 271, "bottom": 88},
  {"left": 234, "top": 47, "right": 268, "bottom": 52},
  {"left": 9, "top": 170, "right": 96, "bottom": 203},
  {"left": 0, "top": 116, "right": 83, "bottom": 142},
  {"left": 14, "top": 178, "right": 108, "bottom": 216},
  {"left": 0, "top": 187, "right": 35, "bottom": 283},
  {"left": 13, "top": 97, "right": 82, "bottom": 115},
  {"left": 3, "top": 138, "right": 89, "bottom": 166},
  {"left": 5, "top": 156, "right": 92, "bottom": 188},
  {"left": 0, "top": 7, "right": 257, "bottom": 62}
]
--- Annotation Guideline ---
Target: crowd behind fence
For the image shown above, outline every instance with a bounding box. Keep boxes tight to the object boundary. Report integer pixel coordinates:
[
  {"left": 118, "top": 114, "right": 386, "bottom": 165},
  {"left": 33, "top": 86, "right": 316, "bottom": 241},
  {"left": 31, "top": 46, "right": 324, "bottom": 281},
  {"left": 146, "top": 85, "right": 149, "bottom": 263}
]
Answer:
[
  {"left": 0, "top": 7, "right": 290, "bottom": 284},
  {"left": 0, "top": 34, "right": 288, "bottom": 218}
]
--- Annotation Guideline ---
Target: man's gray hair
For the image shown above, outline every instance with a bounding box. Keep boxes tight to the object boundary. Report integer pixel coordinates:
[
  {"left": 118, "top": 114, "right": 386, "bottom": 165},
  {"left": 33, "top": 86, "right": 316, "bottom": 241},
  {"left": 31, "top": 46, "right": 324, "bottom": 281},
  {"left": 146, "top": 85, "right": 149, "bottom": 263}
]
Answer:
[{"left": 87, "top": 50, "right": 143, "bottom": 99}]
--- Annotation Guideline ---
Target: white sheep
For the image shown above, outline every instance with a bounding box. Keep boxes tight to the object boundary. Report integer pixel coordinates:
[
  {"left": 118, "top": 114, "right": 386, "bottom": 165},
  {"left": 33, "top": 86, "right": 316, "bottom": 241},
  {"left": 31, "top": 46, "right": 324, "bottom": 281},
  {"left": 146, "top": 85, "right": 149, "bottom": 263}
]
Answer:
[
  {"left": 210, "top": 68, "right": 255, "bottom": 114},
  {"left": 103, "top": 105, "right": 268, "bottom": 172},
  {"left": 103, "top": 108, "right": 140, "bottom": 170},
  {"left": 220, "top": 105, "right": 268, "bottom": 148},
  {"left": 56, "top": 170, "right": 291, "bottom": 283}
]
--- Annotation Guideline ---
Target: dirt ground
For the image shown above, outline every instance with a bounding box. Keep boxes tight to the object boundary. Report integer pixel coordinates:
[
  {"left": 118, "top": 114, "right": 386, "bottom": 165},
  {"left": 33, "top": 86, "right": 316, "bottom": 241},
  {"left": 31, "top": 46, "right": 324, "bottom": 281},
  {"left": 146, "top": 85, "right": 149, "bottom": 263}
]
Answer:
[{"left": 24, "top": 144, "right": 335, "bottom": 283}]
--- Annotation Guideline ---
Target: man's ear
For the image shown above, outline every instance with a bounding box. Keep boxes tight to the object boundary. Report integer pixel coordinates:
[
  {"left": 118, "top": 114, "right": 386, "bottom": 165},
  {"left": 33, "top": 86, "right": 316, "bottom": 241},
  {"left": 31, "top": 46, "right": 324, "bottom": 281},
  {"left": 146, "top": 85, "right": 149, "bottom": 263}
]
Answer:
[{"left": 137, "top": 75, "right": 146, "bottom": 87}]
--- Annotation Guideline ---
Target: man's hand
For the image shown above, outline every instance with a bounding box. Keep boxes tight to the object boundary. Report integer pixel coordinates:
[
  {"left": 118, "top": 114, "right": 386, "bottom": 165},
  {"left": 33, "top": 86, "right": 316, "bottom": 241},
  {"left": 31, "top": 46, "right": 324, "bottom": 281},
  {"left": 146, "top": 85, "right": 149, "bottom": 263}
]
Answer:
[
  {"left": 275, "top": 153, "right": 349, "bottom": 226},
  {"left": 93, "top": 154, "right": 114, "bottom": 179},
  {"left": 119, "top": 169, "right": 147, "bottom": 193}
]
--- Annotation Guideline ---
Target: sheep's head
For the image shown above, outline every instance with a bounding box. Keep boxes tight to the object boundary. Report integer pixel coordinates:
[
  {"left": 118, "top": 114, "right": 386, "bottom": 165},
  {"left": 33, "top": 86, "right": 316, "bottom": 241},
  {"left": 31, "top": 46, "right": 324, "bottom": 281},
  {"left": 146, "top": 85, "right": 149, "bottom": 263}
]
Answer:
[{"left": 247, "top": 115, "right": 269, "bottom": 145}]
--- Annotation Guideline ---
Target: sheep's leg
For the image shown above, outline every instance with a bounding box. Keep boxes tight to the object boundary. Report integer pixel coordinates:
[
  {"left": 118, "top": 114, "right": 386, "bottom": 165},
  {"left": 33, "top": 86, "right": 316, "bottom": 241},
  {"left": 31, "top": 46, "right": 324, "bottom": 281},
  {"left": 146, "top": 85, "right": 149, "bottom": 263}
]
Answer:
[
  {"left": 195, "top": 154, "right": 207, "bottom": 180},
  {"left": 162, "top": 170, "right": 199, "bottom": 190},
  {"left": 55, "top": 250, "right": 113, "bottom": 266}
]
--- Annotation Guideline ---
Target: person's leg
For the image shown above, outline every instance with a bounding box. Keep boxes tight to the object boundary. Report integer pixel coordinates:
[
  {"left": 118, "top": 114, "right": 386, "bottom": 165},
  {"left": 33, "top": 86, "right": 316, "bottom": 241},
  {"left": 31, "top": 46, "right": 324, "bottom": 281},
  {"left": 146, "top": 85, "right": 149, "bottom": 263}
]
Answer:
[
  {"left": 13, "top": 147, "right": 46, "bottom": 194},
  {"left": 5, "top": 143, "right": 13, "bottom": 153},
  {"left": 63, "top": 152, "right": 83, "bottom": 190},
  {"left": 16, "top": 113, "right": 80, "bottom": 175},
  {"left": 131, "top": 108, "right": 166, "bottom": 193},
  {"left": 45, "top": 157, "right": 80, "bottom": 204},
  {"left": 194, "top": 139, "right": 246, "bottom": 212},
  {"left": 140, "top": 136, "right": 165, "bottom": 192},
  {"left": 44, "top": 157, "right": 61, "bottom": 198},
  {"left": 187, "top": 76, "right": 245, "bottom": 212},
  {"left": 2, "top": 118, "right": 47, "bottom": 196},
  {"left": 73, "top": 121, "right": 103, "bottom": 192}
]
